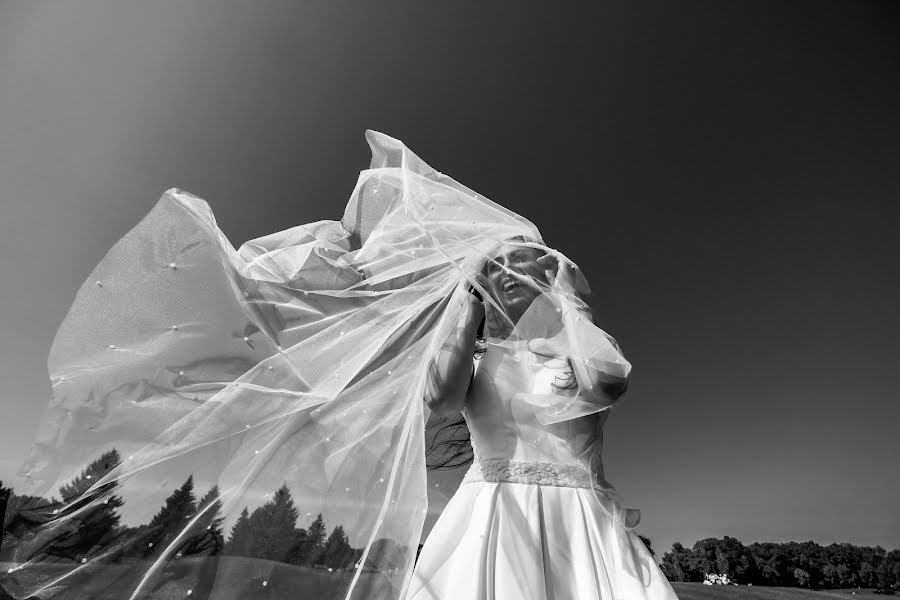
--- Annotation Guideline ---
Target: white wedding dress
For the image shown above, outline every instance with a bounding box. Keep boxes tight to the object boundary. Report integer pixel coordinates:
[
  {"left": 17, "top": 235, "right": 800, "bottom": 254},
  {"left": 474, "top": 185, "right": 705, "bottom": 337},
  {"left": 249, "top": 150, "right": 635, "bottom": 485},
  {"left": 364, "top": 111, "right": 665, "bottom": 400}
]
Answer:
[{"left": 407, "top": 337, "right": 679, "bottom": 600}]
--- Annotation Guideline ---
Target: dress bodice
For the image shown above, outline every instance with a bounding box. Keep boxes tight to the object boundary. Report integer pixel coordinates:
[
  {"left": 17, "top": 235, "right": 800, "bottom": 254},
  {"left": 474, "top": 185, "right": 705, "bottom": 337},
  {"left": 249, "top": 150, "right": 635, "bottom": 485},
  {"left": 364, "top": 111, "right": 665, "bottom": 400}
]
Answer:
[{"left": 461, "top": 339, "right": 611, "bottom": 487}]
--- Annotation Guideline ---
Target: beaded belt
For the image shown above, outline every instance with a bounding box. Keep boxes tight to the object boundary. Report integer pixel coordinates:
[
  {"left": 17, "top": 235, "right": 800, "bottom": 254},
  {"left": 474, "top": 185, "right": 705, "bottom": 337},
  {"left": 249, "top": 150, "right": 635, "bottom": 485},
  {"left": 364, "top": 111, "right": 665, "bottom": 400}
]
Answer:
[
  {"left": 462, "top": 457, "right": 643, "bottom": 530},
  {"left": 461, "top": 457, "right": 596, "bottom": 490}
]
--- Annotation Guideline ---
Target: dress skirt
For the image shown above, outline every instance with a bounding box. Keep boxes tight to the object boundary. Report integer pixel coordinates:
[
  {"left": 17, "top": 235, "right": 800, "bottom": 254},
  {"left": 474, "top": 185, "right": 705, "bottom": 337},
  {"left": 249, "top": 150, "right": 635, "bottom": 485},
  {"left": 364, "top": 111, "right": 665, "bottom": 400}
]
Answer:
[{"left": 405, "top": 480, "right": 680, "bottom": 600}]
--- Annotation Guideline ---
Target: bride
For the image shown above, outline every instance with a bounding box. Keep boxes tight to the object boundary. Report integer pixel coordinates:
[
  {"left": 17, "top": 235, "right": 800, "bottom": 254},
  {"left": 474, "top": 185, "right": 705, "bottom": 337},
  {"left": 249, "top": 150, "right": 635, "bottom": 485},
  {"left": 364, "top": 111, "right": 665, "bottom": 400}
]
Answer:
[
  {"left": 409, "top": 237, "right": 679, "bottom": 599},
  {"left": 1, "top": 130, "right": 678, "bottom": 600}
]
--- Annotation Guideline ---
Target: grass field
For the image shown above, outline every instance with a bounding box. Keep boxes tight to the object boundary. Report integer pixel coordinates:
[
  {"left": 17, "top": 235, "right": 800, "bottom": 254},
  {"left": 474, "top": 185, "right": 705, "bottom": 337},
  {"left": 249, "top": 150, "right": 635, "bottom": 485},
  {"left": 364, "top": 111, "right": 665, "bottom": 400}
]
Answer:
[
  {"left": 672, "top": 582, "right": 891, "bottom": 600},
  {"left": 1, "top": 557, "right": 398, "bottom": 599},
  {"left": 3, "top": 561, "right": 893, "bottom": 599}
]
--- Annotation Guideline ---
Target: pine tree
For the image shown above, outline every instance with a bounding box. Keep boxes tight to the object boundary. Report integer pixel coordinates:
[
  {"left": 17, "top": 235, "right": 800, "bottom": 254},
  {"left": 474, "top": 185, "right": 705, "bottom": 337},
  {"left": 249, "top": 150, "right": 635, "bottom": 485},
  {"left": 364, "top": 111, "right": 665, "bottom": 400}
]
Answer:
[
  {"left": 224, "top": 507, "right": 252, "bottom": 557},
  {"left": 139, "top": 475, "right": 197, "bottom": 559},
  {"left": 0, "top": 480, "right": 10, "bottom": 533},
  {"left": 322, "top": 525, "right": 354, "bottom": 569},
  {"left": 180, "top": 485, "right": 225, "bottom": 557},
  {"left": 44, "top": 449, "right": 126, "bottom": 561},
  {"left": 0, "top": 480, "right": 14, "bottom": 561},
  {"left": 245, "top": 484, "right": 301, "bottom": 562},
  {"left": 1, "top": 491, "right": 59, "bottom": 563},
  {"left": 302, "top": 513, "right": 327, "bottom": 565},
  {"left": 285, "top": 528, "right": 309, "bottom": 567}
]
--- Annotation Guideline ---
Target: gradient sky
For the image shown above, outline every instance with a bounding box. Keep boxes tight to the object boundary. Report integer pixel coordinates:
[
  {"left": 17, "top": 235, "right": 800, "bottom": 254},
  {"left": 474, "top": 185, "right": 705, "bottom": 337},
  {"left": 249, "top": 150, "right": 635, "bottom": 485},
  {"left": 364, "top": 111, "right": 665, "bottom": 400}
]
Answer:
[{"left": 1, "top": 1, "right": 898, "bottom": 559}]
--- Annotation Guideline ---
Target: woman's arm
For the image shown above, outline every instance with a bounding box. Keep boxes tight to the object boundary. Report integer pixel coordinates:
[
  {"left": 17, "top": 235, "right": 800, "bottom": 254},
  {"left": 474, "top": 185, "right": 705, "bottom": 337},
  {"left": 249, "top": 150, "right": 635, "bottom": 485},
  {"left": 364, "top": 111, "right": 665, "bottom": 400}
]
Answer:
[
  {"left": 423, "top": 290, "right": 484, "bottom": 417},
  {"left": 539, "top": 251, "right": 631, "bottom": 408},
  {"left": 559, "top": 299, "right": 630, "bottom": 406}
]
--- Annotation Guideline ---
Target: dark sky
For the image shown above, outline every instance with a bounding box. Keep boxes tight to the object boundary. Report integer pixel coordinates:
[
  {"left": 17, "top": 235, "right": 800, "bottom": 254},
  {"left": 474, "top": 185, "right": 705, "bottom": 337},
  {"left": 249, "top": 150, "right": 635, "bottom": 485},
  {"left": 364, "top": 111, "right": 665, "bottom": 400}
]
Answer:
[{"left": 1, "top": 1, "right": 898, "bottom": 558}]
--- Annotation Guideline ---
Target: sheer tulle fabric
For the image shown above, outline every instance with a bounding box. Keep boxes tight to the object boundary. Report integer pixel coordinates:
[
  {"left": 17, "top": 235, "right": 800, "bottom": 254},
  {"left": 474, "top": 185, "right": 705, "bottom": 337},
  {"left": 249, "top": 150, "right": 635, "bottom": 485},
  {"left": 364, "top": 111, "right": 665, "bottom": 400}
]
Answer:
[{"left": 1, "top": 130, "right": 638, "bottom": 600}]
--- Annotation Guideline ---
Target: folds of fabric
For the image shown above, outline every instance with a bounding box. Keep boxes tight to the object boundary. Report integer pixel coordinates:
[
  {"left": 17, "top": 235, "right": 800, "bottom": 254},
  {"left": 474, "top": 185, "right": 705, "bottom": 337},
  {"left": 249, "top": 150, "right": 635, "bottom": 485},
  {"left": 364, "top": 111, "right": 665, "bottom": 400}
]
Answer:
[
  {"left": 1, "top": 130, "right": 638, "bottom": 600},
  {"left": 407, "top": 482, "right": 677, "bottom": 600}
]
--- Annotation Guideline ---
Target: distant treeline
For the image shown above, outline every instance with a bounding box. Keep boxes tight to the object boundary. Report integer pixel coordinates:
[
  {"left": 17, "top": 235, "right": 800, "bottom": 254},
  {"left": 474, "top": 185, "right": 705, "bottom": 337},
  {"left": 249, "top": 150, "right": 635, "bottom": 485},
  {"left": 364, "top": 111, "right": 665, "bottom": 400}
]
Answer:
[
  {"left": 0, "top": 449, "right": 406, "bottom": 571},
  {"left": 660, "top": 536, "right": 900, "bottom": 591},
  {"left": 4, "top": 448, "right": 896, "bottom": 593}
]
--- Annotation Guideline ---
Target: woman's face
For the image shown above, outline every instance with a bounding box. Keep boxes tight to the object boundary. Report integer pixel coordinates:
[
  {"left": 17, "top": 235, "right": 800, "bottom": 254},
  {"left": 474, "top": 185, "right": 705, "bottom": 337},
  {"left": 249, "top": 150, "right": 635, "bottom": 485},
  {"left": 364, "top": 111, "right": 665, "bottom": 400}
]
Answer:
[{"left": 481, "top": 240, "right": 548, "bottom": 315}]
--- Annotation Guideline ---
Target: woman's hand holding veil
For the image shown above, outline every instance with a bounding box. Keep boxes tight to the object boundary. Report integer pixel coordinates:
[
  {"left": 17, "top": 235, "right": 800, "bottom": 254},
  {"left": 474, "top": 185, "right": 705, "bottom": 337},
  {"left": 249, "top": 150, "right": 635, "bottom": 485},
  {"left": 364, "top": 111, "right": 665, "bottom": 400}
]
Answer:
[{"left": 535, "top": 248, "right": 590, "bottom": 302}]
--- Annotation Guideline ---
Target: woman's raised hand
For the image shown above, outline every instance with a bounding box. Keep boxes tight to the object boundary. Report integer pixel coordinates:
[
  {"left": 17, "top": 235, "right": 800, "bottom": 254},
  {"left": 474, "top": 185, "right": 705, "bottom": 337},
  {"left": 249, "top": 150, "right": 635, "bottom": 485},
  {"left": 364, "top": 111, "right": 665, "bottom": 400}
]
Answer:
[{"left": 535, "top": 249, "right": 588, "bottom": 298}]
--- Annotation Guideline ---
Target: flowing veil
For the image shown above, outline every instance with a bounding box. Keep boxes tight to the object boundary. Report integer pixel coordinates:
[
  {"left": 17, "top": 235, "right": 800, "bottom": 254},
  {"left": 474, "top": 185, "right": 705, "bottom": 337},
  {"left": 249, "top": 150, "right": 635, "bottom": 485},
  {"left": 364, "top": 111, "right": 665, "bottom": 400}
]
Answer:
[{"left": 0, "top": 130, "right": 641, "bottom": 600}]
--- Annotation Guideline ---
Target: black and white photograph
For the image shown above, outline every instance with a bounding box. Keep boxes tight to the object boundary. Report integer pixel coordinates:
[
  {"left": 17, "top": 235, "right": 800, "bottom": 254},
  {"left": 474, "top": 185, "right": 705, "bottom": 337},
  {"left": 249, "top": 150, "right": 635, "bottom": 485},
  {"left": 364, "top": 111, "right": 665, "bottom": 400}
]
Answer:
[{"left": 0, "top": 2, "right": 898, "bottom": 599}]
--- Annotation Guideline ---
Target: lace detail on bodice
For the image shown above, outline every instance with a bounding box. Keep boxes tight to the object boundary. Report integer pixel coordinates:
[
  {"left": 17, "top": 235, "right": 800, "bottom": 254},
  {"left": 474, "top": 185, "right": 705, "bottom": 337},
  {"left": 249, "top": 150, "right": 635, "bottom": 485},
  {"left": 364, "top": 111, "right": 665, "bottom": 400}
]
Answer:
[{"left": 461, "top": 457, "right": 597, "bottom": 490}]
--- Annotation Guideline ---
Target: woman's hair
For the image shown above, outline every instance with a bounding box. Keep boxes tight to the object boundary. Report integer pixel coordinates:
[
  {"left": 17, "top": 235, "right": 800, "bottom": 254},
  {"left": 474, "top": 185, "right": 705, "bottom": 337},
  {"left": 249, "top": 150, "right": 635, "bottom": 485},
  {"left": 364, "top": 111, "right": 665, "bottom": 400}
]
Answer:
[{"left": 425, "top": 411, "right": 474, "bottom": 470}]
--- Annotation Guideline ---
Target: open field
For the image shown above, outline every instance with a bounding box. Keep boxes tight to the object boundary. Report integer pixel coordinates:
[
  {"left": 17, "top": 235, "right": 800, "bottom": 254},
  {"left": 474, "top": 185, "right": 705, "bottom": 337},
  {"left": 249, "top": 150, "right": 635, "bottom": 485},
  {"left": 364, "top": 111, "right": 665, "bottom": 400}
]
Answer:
[
  {"left": 3, "top": 562, "right": 894, "bottom": 600},
  {"left": 672, "top": 582, "right": 892, "bottom": 600},
  {"left": 1, "top": 557, "right": 398, "bottom": 599}
]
